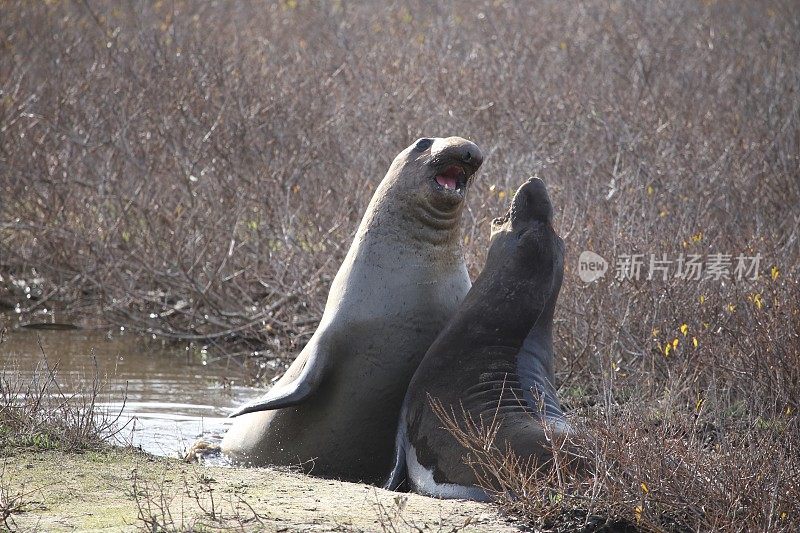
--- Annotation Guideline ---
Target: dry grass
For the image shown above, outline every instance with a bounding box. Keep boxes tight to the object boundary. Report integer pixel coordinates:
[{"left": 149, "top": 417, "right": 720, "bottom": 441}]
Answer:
[
  {"left": 0, "top": 336, "right": 126, "bottom": 455},
  {"left": 129, "top": 469, "right": 268, "bottom": 532},
  {"left": 436, "top": 389, "right": 799, "bottom": 532},
  {"left": 0, "top": 331, "right": 126, "bottom": 528},
  {"left": 0, "top": 460, "right": 41, "bottom": 532},
  {"left": 1, "top": 0, "right": 798, "bottom": 530}
]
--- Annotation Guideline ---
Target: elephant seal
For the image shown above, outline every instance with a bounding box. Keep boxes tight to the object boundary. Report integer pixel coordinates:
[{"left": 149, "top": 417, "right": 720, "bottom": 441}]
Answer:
[
  {"left": 384, "top": 177, "right": 568, "bottom": 501},
  {"left": 221, "top": 137, "right": 483, "bottom": 484}
]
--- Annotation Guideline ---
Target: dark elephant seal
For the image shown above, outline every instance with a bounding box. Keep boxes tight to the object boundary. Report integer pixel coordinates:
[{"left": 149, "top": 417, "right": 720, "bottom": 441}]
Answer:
[
  {"left": 384, "top": 177, "right": 568, "bottom": 501},
  {"left": 221, "top": 137, "right": 483, "bottom": 484}
]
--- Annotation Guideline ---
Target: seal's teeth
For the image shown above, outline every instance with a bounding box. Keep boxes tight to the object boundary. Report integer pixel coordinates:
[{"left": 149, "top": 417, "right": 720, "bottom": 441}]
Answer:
[
  {"left": 436, "top": 175, "right": 457, "bottom": 190},
  {"left": 435, "top": 164, "right": 468, "bottom": 191}
]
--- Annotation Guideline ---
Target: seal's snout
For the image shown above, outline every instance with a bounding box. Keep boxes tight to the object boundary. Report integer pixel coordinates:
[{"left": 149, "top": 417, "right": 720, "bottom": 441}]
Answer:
[
  {"left": 430, "top": 137, "right": 484, "bottom": 173},
  {"left": 427, "top": 137, "right": 483, "bottom": 197},
  {"left": 512, "top": 177, "right": 553, "bottom": 224},
  {"left": 452, "top": 143, "right": 483, "bottom": 171},
  {"left": 459, "top": 145, "right": 482, "bottom": 167}
]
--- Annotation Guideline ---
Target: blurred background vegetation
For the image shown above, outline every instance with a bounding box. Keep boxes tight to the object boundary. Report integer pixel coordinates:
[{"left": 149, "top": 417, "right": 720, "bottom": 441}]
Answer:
[{"left": 1, "top": 1, "right": 798, "bottom": 529}]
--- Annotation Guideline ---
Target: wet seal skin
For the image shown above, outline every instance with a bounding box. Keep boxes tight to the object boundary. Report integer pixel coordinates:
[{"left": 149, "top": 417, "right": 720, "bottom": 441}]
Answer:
[
  {"left": 384, "top": 177, "right": 569, "bottom": 501},
  {"left": 221, "top": 137, "right": 483, "bottom": 484}
]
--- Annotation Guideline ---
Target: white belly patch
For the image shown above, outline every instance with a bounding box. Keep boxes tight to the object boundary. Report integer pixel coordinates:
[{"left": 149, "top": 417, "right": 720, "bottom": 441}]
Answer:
[{"left": 406, "top": 444, "right": 491, "bottom": 502}]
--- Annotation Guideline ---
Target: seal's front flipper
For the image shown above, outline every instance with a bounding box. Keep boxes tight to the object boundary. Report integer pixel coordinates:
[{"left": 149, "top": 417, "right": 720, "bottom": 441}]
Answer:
[
  {"left": 228, "top": 334, "right": 331, "bottom": 418},
  {"left": 383, "top": 406, "right": 409, "bottom": 491}
]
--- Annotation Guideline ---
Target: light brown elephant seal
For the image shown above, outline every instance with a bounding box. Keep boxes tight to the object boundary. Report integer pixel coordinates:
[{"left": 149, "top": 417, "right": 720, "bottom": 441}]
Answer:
[
  {"left": 222, "top": 137, "right": 483, "bottom": 484},
  {"left": 384, "top": 177, "right": 569, "bottom": 500}
]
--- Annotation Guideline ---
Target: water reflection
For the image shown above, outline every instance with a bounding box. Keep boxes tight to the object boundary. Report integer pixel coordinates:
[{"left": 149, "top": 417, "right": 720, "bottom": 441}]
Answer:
[{"left": 0, "top": 329, "right": 264, "bottom": 458}]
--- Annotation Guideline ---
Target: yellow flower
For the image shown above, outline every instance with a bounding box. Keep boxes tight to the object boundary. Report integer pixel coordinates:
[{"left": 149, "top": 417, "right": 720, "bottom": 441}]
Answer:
[
  {"left": 646, "top": 185, "right": 654, "bottom": 196},
  {"left": 635, "top": 505, "right": 643, "bottom": 522},
  {"left": 692, "top": 337, "right": 698, "bottom": 349},
  {"left": 691, "top": 232, "right": 702, "bottom": 242},
  {"left": 664, "top": 344, "right": 671, "bottom": 357},
  {"left": 680, "top": 324, "right": 688, "bottom": 336},
  {"left": 652, "top": 328, "right": 660, "bottom": 337},
  {"left": 699, "top": 295, "right": 706, "bottom": 304},
  {"left": 641, "top": 482, "right": 649, "bottom": 494},
  {"left": 672, "top": 338, "right": 679, "bottom": 349},
  {"left": 727, "top": 304, "right": 736, "bottom": 313},
  {"left": 753, "top": 293, "right": 763, "bottom": 310},
  {"left": 771, "top": 266, "right": 780, "bottom": 281}
]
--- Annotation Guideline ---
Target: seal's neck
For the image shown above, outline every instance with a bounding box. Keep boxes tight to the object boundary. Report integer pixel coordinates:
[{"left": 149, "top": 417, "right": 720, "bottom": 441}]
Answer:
[
  {"left": 458, "top": 270, "right": 557, "bottom": 349},
  {"left": 452, "top": 279, "right": 558, "bottom": 393},
  {"left": 358, "top": 187, "right": 465, "bottom": 249},
  {"left": 404, "top": 198, "right": 464, "bottom": 246}
]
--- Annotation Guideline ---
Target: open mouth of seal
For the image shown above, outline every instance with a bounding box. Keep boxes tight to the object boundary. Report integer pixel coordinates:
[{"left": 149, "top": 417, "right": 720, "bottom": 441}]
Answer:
[{"left": 433, "top": 165, "right": 469, "bottom": 194}]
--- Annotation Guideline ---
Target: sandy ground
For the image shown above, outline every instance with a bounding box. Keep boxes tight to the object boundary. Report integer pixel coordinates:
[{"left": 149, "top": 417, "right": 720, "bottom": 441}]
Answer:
[{"left": 4, "top": 448, "right": 521, "bottom": 532}]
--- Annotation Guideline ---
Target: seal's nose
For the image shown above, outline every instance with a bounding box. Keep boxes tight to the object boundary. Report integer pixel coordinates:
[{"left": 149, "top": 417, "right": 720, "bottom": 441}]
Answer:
[
  {"left": 433, "top": 137, "right": 484, "bottom": 171},
  {"left": 461, "top": 146, "right": 482, "bottom": 167},
  {"left": 454, "top": 142, "right": 483, "bottom": 169}
]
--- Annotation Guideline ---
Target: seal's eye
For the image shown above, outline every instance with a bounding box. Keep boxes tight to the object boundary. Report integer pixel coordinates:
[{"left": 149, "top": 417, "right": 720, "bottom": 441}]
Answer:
[{"left": 414, "top": 138, "right": 433, "bottom": 151}]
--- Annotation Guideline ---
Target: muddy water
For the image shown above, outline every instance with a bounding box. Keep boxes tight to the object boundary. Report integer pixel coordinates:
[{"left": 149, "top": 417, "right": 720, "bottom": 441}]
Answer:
[{"left": 0, "top": 329, "right": 266, "bottom": 458}]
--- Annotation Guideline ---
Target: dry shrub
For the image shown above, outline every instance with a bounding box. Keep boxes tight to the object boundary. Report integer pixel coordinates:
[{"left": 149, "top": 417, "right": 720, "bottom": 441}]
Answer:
[
  {"left": 0, "top": 337, "right": 126, "bottom": 454},
  {"left": 1, "top": 0, "right": 797, "bottom": 357},
  {"left": 436, "top": 384, "right": 799, "bottom": 532}
]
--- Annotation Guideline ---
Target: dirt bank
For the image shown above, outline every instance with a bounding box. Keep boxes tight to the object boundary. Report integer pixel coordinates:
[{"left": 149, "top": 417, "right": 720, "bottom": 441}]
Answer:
[{"left": 4, "top": 448, "right": 520, "bottom": 532}]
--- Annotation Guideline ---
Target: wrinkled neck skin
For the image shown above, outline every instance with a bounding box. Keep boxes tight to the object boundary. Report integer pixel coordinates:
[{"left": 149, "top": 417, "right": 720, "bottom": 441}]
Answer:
[{"left": 358, "top": 170, "right": 466, "bottom": 252}]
